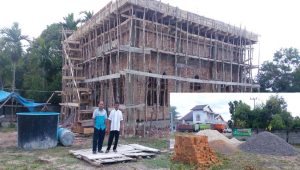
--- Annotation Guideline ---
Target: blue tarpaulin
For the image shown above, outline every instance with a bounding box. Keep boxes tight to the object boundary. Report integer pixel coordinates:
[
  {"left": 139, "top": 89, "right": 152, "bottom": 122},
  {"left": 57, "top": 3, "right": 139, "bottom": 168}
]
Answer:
[{"left": 0, "top": 90, "right": 46, "bottom": 112}]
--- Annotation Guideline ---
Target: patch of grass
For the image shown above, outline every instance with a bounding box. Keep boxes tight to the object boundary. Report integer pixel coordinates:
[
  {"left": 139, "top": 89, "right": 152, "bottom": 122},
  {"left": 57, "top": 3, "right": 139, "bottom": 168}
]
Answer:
[
  {"left": 0, "top": 126, "right": 17, "bottom": 132},
  {"left": 170, "top": 160, "right": 198, "bottom": 170},
  {"left": 121, "top": 137, "right": 169, "bottom": 150},
  {"left": 57, "top": 155, "right": 79, "bottom": 165},
  {"left": 143, "top": 153, "right": 170, "bottom": 169},
  {"left": 293, "top": 145, "right": 300, "bottom": 149},
  {"left": 170, "top": 132, "right": 175, "bottom": 139},
  {"left": 0, "top": 145, "right": 86, "bottom": 170},
  {"left": 210, "top": 152, "right": 263, "bottom": 170}
]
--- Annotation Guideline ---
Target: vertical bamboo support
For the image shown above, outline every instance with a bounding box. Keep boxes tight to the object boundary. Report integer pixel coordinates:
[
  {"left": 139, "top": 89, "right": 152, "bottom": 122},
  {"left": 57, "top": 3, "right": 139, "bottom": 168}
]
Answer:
[
  {"left": 155, "top": 9, "right": 160, "bottom": 122},
  {"left": 142, "top": 7, "right": 147, "bottom": 137},
  {"left": 237, "top": 26, "right": 242, "bottom": 92},
  {"left": 231, "top": 38, "right": 235, "bottom": 91}
]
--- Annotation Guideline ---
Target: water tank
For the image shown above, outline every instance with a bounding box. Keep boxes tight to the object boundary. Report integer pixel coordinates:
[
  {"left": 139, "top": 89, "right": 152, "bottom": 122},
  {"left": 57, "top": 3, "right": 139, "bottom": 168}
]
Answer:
[
  {"left": 17, "top": 112, "right": 60, "bottom": 150},
  {"left": 57, "top": 127, "right": 75, "bottom": 146}
]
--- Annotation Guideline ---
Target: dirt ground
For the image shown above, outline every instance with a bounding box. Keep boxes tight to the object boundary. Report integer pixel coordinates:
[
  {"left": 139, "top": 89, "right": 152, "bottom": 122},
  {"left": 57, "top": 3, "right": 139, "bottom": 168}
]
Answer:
[
  {"left": 0, "top": 131, "right": 17, "bottom": 148},
  {"left": 2, "top": 129, "right": 300, "bottom": 170},
  {"left": 0, "top": 129, "right": 170, "bottom": 170},
  {"left": 170, "top": 149, "right": 300, "bottom": 170}
]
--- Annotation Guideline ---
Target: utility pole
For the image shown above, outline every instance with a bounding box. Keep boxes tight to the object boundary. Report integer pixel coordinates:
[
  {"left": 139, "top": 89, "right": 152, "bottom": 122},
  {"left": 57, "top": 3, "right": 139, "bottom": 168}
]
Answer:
[{"left": 250, "top": 97, "right": 257, "bottom": 108}]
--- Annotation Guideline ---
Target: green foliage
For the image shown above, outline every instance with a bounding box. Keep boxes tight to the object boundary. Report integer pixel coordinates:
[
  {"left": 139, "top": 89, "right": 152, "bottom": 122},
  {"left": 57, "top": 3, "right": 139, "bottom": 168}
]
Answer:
[
  {"left": 0, "top": 49, "right": 12, "bottom": 89},
  {"left": 80, "top": 11, "right": 94, "bottom": 23},
  {"left": 0, "top": 13, "right": 86, "bottom": 104},
  {"left": 290, "top": 67, "right": 300, "bottom": 91},
  {"left": 279, "top": 111, "right": 293, "bottom": 129},
  {"left": 22, "top": 23, "right": 62, "bottom": 103},
  {"left": 61, "top": 13, "right": 81, "bottom": 30},
  {"left": 227, "top": 120, "right": 233, "bottom": 129},
  {"left": 1, "top": 22, "right": 29, "bottom": 63},
  {"left": 170, "top": 106, "right": 180, "bottom": 120},
  {"left": 228, "top": 95, "right": 296, "bottom": 130},
  {"left": 0, "top": 22, "right": 29, "bottom": 90},
  {"left": 293, "top": 116, "right": 300, "bottom": 129},
  {"left": 228, "top": 100, "right": 251, "bottom": 128},
  {"left": 257, "top": 48, "right": 300, "bottom": 92},
  {"left": 265, "top": 95, "right": 287, "bottom": 115},
  {"left": 270, "top": 114, "right": 286, "bottom": 130}
]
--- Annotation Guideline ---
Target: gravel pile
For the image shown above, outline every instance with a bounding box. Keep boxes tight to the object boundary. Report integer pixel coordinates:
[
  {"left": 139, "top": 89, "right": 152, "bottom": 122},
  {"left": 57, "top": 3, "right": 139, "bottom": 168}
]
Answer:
[{"left": 239, "top": 131, "right": 298, "bottom": 156}]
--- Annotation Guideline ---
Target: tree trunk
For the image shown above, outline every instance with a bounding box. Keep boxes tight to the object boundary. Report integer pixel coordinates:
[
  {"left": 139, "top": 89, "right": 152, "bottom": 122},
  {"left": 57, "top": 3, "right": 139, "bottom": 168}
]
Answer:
[
  {"left": 11, "top": 62, "right": 16, "bottom": 123},
  {"left": 12, "top": 62, "right": 16, "bottom": 92}
]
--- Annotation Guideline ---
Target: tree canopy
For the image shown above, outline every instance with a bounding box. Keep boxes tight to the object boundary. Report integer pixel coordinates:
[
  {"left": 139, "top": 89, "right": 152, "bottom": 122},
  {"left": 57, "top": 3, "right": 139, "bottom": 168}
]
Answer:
[
  {"left": 0, "top": 22, "right": 29, "bottom": 91},
  {"left": 257, "top": 48, "right": 300, "bottom": 92},
  {"left": 228, "top": 95, "right": 299, "bottom": 130},
  {"left": 0, "top": 12, "right": 88, "bottom": 103}
]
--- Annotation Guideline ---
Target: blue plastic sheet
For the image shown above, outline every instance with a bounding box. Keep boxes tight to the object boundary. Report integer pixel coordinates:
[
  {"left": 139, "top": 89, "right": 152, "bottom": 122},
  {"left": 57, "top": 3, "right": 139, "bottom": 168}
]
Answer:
[
  {"left": 0, "top": 91, "right": 13, "bottom": 102},
  {"left": 0, "top": 90, "right": 46, "bottom": 112}
]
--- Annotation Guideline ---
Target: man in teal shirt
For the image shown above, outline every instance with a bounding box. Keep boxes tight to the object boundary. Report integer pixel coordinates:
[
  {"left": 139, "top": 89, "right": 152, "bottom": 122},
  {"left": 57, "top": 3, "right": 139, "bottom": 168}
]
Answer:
[{"left": 92, "top": 101, "right": 107, "bottom": 154}]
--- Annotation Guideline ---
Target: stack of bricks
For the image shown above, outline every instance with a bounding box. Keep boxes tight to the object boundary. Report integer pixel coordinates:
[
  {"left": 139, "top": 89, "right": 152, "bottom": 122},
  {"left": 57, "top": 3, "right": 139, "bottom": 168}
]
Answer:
[{"left": 173, "top": 134, "right": 220, "bottom": 168}]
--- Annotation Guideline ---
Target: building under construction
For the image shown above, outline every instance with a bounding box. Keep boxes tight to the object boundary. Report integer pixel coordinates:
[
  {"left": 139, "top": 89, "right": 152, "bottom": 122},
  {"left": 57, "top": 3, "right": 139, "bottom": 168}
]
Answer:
[{"left": 60, "top": 0, "right": 259, "bottom": 136}]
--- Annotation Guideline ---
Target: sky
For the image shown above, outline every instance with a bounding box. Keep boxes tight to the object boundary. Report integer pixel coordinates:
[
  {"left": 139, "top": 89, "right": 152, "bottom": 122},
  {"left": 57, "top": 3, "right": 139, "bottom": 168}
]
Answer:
[
  {"left": 170, "top": 93, "right": 300, "bottom": 121},
  {"left": 1, "top": 0, "right": 300, "bottom": 74}
]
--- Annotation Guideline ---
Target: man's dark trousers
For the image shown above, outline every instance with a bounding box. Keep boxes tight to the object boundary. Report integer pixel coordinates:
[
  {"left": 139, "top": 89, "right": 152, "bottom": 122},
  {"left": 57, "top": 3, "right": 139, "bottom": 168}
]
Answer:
[
  {"left": 93, "top": 128, "right": 105, "bottom": 152},
  {"left": 107, "top": 130, "right": 120, "bottom": 151}
]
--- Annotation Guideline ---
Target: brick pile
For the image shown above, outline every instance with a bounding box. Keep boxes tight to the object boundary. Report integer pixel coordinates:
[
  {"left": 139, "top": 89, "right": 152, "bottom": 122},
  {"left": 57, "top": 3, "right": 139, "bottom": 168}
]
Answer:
[{"left": 172, "top": 134, "right": 220, "bottom": 168}]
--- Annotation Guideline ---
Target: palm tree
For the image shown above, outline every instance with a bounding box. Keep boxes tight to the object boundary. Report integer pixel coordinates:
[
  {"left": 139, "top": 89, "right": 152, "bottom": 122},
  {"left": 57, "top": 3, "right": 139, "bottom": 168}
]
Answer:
[
  {"left": 61, "top": 13, "right": 81, "bottom": 30},
  {"left": 1, "top": 22, "right": 29, "bottom": 91},
  {"left": 80, "top": 11, "right": 94, "bottom": 23}
]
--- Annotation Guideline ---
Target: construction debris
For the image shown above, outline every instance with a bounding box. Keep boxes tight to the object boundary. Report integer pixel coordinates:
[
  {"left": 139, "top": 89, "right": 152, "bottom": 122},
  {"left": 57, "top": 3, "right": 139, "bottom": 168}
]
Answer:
[
  {"left": 69, "top": 144, "right": 160, "bottom": 166},
  {"left": 239, "top": 131, "right": 298, "bottom": 156},
  {"left": 172, "top": 134, "right": 220, "bottom": 168}
]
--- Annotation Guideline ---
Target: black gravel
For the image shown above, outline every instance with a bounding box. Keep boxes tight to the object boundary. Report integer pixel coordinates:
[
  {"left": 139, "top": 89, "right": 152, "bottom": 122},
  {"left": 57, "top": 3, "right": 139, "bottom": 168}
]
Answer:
[{"left": 239, "top": 131, "right": 298, "bottom": 156}]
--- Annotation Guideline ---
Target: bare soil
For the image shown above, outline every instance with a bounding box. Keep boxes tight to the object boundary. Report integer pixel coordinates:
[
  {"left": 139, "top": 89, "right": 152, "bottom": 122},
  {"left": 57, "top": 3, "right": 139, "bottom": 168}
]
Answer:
[
  {"left": 0, "top": 131, "right": 17, "bottom": 148},
  {"left": 0, "top": 129, "right": 169, "bottom": 170}
]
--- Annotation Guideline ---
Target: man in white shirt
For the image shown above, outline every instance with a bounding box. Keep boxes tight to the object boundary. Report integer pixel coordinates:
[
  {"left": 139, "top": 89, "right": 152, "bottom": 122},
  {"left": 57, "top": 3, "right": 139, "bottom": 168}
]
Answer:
[{"left": 105, "top": 102, "right": 123, "bottom": 153}]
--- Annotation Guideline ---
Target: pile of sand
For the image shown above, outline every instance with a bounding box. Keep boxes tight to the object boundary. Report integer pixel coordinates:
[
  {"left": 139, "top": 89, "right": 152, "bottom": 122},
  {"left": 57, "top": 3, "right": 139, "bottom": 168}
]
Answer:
[
  {"left": 209, "top": 140, "right": 238, "bottom": 155},
  {"left": 230, "top": 137, "right": 243, "bottom": 146},
  {"left": 197, "top": 129, "right": 243, "bottom": 155},
  {"left": 197, "top": 129, "right": 241, "bottom": 146}
]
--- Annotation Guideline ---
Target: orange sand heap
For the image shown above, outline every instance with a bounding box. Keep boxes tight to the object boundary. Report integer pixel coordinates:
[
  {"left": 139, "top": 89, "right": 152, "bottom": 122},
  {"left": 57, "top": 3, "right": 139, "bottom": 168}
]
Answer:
[{"left": 172, "top": 134, "right": 220, "bottom": 167}]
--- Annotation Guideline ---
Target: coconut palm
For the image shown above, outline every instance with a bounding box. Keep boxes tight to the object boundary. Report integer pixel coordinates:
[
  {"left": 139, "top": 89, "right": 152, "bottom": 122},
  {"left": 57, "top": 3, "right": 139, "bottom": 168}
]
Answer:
[
  {"left": 61, "top": 13, "right": 81, "bottom": 30},
  {"left": 80, "top": 10, "right": 94, "bottom": 23},
  {"left": 1, "top": 22, "right": 29, "bottom": 91}
]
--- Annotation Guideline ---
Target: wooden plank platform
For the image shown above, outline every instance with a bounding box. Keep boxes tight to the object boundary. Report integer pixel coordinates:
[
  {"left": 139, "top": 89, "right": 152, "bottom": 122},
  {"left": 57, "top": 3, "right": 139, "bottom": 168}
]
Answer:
[{"left": 69, "top": 144, "right": 160, "bottom": 166}]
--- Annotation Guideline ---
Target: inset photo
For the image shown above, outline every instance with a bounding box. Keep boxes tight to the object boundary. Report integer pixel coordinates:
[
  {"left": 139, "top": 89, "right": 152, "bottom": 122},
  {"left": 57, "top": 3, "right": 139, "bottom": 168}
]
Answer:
[{"left": 170, "top": 93, "right": 300, "bottom": 169}]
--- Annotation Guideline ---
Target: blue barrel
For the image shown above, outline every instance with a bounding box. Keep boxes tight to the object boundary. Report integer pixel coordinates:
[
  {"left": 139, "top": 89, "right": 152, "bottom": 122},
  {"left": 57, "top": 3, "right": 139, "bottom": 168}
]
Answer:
[
  {"left": 57, "top": 127, "right": 74, "bottom": 146},
  {"left": 17, "top": 112, "right": 60, "bottom": 150}
]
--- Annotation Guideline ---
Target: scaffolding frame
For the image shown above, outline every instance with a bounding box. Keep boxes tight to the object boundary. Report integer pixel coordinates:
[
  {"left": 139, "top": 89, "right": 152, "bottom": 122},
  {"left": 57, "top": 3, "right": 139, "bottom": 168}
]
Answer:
[{"left": 61, "top": 0, "right": 259, "bottom": 136}]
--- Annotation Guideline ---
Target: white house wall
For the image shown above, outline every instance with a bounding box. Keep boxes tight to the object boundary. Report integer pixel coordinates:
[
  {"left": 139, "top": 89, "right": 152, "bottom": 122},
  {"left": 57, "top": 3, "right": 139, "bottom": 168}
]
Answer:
[{"left": 193, "top": 111, "right": 207, "bottom": 124}]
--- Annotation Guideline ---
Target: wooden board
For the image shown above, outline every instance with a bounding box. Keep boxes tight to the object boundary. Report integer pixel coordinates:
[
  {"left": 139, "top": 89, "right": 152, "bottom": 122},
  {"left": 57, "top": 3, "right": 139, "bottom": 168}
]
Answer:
[
  {"left": 83, "top": 128, "right": 94, "bottom": 134},
  {"left": 70, "top": 144, "right": 160, "bottom": 166},
  {"left": 128, "top": 144, "right": 160, "bottom": 153}
]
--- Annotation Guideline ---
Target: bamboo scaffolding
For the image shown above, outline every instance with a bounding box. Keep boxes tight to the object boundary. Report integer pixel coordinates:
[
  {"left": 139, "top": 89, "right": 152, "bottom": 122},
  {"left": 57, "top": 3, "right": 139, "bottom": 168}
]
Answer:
[{"left": 61, "top": 0, "right": 259, "bottom": 135}]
